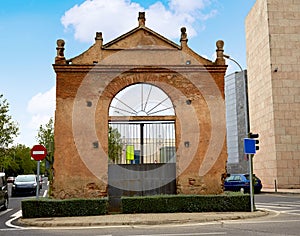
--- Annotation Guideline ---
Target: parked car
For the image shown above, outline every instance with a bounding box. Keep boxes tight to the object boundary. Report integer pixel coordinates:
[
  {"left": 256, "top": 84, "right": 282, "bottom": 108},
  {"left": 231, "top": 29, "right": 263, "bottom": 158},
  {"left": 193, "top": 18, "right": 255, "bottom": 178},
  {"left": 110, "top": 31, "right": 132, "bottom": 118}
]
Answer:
[
  {"left": 7, "top": 176, "right": 15, "bottom": 183},
  {"left": 0, "top": 173, "right": 9, "bottom": 210},
  {"left": 11, "top": 174, "right": 38, "bottom": 196},
  {"left": 224, "top": 173, "right": 262, "bottom": 193}
]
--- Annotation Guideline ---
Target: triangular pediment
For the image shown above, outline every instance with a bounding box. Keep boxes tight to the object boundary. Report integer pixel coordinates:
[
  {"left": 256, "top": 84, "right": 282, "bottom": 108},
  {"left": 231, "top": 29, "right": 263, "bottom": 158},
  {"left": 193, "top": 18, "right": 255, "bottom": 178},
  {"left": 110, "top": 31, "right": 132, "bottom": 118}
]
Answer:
[
  {"left": 103, "top": 26, "right": 180, "bottom": 50},
  {"left": 67, "top": 12, "right": 218, "bottom": 65}
]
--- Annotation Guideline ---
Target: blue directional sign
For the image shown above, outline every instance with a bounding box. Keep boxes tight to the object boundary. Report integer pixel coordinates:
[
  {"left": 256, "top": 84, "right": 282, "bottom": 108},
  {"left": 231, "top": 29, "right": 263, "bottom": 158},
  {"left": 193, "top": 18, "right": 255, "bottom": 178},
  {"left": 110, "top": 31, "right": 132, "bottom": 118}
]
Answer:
[{"left": 244, "top": 138, "right": 256, "bottom": 154}]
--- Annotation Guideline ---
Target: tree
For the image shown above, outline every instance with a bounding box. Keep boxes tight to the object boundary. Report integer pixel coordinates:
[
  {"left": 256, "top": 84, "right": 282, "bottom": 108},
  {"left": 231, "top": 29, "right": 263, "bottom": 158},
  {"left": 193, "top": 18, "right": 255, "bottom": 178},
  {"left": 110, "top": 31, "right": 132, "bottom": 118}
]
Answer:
[
  {"left": 36, "top": 117, "right": 54, "bottom": 194},
  {"left": 0, "top": 94, "right": 19, "bottom": 149},
  {"left": 0, "top": 94, "right": 19, "bottom": 172},
  {"left": 36, "top": 117, "right": 54, "bottom": 150},
  {"left": 108, "top": 126, "right": 123, "bottom": 163},
  {"left": 5, "top": 145, "right": 36, "bottom": 176}
]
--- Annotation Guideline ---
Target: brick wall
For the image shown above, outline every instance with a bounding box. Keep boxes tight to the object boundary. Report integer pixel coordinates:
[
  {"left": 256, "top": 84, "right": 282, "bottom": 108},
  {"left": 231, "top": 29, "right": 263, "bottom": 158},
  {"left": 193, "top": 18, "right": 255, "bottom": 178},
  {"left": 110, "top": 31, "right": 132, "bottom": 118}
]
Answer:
[{"left": 52, "top": 18, "right": 228, "bottom": 198}]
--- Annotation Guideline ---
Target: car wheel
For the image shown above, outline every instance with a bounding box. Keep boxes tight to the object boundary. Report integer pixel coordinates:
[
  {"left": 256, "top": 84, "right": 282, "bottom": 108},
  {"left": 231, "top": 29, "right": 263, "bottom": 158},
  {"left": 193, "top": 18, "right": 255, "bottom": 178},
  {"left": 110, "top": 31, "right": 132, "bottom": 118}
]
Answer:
[{"left": 254, "top": 189, "right": 261, "bottom": 194}]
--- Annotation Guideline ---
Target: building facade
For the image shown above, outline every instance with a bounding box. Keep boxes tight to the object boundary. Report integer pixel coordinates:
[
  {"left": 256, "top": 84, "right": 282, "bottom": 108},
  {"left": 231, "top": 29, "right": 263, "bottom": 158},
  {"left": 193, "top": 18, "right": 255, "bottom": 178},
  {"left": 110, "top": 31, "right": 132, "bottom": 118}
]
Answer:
[
  {"left": 225, "top": 71, "right": 249, "bottom": 174},
  {"left": 52, "top": 12, "right": 228, "bottom": 199},
  {"left": 246, "top": 0, "right": 300, "bottom": 188}
]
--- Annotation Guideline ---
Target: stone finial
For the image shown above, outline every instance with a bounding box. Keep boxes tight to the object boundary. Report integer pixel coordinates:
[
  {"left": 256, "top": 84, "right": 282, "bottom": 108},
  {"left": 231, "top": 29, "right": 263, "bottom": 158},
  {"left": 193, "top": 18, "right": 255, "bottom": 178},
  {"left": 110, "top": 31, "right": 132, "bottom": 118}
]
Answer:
[
  {"left": 138, "top": 12, "right": 146, "bottom": 27},
  {"left": 95, "top": 32, "right": 103, "bottom": 48},
  {"left": 180, "top": 27, "right": 188, "bottom": 48},
  {"left": 215, "top": 40, "right": 225, "bottom": 65},
  {"left": 95, "top": 32, "right": 103, "bottom": 41},
  {"left": 55, "top": 39, "right": 66, "bottom": 64}
]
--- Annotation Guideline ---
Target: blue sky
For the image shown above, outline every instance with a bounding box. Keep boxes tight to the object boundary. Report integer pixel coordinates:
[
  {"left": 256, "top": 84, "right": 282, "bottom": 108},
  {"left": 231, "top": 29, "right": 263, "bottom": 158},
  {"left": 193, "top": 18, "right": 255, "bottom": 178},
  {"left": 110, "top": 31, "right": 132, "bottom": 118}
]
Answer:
[{"left": 0, "top": 0, "right": 256, "bottom": 147}]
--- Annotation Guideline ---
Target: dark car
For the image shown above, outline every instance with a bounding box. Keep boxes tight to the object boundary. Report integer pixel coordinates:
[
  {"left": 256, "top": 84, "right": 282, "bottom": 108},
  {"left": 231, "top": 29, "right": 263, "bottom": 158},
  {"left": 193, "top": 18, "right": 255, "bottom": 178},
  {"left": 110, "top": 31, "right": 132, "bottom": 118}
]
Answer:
[
  {"left": 11, "top": 174, "right": 38, "bottom": 196},
  {"left": 0, "top": 172, "right": 9, "bottom": 210},
  {"left": 224, "top": 173, "right": 262, "bottom": 193}
]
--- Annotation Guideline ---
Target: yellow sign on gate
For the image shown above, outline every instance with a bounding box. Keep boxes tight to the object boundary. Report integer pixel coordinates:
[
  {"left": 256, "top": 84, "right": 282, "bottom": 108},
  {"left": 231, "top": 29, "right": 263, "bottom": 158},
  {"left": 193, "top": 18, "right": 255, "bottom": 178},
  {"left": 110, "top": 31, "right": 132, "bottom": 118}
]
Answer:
[{"left": 126, "top": 145, "right": 135, "bottom": 160}]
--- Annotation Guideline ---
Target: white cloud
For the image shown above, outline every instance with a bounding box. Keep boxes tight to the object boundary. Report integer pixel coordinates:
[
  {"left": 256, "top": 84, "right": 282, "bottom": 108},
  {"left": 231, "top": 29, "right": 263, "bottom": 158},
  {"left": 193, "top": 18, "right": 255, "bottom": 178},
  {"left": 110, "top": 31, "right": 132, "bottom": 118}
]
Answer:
[
  {"left": 61, "top": 0, "right": 217, "bottom": 43},
  {"left": 27, "top": 86, "right": 55, "bottom": 129}
]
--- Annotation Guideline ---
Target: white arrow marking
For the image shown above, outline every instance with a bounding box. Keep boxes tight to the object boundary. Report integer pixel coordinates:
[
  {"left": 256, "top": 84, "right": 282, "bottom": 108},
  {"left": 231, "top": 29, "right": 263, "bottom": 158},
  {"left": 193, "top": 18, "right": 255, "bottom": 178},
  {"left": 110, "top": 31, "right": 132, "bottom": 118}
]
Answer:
[{"left": 5, "top": 210, "right": 24, "bottom": 229}]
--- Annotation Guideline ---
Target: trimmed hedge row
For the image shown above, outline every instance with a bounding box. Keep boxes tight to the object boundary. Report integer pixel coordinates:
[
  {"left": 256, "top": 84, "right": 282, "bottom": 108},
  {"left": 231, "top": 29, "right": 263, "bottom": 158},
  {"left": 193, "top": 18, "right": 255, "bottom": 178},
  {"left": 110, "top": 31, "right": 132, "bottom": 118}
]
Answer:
[
  {"left": 121, "top": 194, "right": 251, "bottom": 213},
  {"left": 21, "top": 194, "right": 250, "bottom": 218},
  {"left": 21, "top": 198, "right": 108, "bottom": 218}
]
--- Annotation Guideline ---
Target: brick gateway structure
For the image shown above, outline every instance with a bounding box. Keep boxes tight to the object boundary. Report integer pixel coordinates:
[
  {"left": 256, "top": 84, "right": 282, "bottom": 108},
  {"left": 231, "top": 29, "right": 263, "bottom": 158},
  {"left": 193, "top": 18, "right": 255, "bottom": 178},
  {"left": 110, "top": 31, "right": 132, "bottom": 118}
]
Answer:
[{"left": 52, "top": 12, "right": 228, "bottom": 199}]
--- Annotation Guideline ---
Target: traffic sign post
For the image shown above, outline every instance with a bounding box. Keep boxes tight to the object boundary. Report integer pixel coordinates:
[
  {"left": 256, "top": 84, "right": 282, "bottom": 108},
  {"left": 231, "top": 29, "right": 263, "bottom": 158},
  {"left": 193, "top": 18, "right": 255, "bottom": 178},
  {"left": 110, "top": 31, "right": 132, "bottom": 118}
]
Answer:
[
  {"left": 244, "top": 133, "right": 260, "bottom": 212},
  {"left": 31, "top": 145, "right": 47, "bottom": 161},
  {"left": 31, "top": 145, "right": 47, "bottom": 199}
]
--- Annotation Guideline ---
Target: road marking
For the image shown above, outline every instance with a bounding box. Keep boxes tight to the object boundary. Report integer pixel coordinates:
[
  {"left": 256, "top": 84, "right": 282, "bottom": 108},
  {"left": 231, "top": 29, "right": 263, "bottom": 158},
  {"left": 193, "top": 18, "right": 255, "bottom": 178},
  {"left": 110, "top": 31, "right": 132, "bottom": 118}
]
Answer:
[
  {"left": 131, "top": 233, "right": 226, "bottom": 236},
  {"left": 43, "top": 189, "right": 48, "bottom": 198},
  {"left": 225, "top": 218, "right": 300, "bottom": 225},
  {"left": 0, "top": 228, "right": 24, "bottom": 232},
  {"left": 256, "top": 204, "right": 291, "bottom": 209},
  {"left": 5, "top": 210, "right": 25, "bottom": 229},
  {"left": 0, "top": 208, "right": 12, "bottom": 216}
]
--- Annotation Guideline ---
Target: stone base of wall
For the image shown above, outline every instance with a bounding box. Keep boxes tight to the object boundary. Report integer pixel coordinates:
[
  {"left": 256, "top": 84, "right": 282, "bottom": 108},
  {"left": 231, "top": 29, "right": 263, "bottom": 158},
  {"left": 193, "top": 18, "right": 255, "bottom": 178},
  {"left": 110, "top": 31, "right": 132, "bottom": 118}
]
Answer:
[
  {"left": 176, "top": 174, "right": 226, "bottom": 195},
  {"left": 52, "top": 179, "right": 107, "bottom": 199}
]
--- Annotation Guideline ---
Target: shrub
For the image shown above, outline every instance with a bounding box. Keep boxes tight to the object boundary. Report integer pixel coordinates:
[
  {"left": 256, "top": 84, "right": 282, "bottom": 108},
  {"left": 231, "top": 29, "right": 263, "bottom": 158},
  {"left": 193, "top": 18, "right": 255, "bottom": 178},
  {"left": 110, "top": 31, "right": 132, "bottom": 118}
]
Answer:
[
  {"left": 21, "top": 198, "right": 108, "bottom": 218},
  {"left": 121, "top": 194, "right": 251, "bottom": 213}
]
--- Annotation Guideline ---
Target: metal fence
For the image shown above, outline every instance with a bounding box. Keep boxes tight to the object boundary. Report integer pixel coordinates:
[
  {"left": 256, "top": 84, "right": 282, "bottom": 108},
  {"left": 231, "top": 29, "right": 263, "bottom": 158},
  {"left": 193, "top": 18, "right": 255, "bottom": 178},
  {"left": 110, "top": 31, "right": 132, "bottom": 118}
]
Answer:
[{"left": 108, "top": 121, "right": 176, "bottom": 164}]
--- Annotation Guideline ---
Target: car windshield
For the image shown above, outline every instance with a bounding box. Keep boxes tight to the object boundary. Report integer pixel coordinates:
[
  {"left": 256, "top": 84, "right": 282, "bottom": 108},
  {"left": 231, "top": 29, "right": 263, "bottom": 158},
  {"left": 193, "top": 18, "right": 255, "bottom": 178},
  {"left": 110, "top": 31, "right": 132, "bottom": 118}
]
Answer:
[{"left": 15, "top": 175, "right": 36, "bottom": 182}]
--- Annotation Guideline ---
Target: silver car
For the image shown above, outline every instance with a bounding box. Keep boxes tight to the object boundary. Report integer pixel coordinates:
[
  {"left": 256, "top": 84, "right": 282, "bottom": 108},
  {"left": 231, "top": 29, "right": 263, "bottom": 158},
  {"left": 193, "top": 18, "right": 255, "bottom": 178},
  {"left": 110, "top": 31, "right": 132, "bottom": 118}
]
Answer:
[{"left": 12, "top": 174, "right": 38, "bottom": 196}]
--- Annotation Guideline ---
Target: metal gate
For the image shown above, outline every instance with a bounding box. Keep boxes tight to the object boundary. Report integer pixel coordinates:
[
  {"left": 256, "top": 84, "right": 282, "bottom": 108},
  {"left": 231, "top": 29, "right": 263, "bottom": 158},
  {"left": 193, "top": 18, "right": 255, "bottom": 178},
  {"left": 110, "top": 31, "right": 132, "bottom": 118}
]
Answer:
[
  {"left": 108, "top": 120, "right": 176, "bottom": 164},
  {"left": 108, "top": 120, "right": 176, "bottom": 212}
]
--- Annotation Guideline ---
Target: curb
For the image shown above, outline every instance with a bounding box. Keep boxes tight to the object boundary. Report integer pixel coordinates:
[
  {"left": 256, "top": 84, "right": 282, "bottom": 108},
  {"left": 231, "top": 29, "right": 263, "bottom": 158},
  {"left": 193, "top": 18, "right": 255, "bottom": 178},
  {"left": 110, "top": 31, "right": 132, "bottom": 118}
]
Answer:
[
  {"left": 18, "top": 210, "right": 269, "bottom": 228},
  {"left": 261, "top": 191, "right": 300, "bottom": 194}
]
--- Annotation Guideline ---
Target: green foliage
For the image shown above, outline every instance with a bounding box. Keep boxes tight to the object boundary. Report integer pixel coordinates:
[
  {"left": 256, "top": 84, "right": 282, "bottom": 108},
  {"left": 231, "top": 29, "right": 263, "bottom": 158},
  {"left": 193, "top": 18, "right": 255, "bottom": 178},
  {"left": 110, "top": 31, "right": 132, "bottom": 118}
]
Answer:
[
  {"left": 108, "top": 126, "right": 123, "bottom": 163},
  {"left": 0, "top": 94, "right": 19, "bottom": 172},
  {"left": 36, "top": 117, "right": 54, "bottom": 152},
  {"left": 21, "top": 194, "right": 250, "bottom": 218},
  {"left": 121, "top": 194, "right": 251, "bottom": 213},
  {"left": 0, "top": 144, "right": 36, "bottom": 177},
  {"left": 21, "top": 198, "right": 108, "bottom": 218},
  {"left": 0, "top": 94, "right": 19, "bottom": 149}
]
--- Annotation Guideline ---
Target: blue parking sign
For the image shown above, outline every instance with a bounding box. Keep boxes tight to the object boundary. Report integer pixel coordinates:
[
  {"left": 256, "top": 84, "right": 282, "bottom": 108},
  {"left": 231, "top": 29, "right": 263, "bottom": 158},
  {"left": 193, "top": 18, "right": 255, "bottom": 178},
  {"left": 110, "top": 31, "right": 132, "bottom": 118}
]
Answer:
[{"left": 244, "top": 138, "right": 256, "bottom": 154}]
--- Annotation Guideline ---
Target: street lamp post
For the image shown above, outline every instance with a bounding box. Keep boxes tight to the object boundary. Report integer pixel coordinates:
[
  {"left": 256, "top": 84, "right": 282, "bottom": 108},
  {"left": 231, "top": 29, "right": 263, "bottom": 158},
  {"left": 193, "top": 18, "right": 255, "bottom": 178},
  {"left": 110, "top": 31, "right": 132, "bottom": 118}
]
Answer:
[{"left": 224, "top": 54, "right": 255, "bottom": 212}]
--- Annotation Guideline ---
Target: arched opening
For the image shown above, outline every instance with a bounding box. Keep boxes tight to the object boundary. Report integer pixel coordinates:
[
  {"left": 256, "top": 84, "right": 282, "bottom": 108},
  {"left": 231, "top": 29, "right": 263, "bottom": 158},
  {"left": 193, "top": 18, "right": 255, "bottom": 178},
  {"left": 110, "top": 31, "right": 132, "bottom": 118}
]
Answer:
[{"left": 108, "top": 83, "right": 176, "bottom": 164}]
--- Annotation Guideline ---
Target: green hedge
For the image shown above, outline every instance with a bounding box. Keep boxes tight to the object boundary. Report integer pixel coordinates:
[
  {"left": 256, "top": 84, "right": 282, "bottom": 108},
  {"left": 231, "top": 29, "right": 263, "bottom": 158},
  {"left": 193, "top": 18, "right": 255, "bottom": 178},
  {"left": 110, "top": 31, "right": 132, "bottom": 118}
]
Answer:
[
  {"left": 121, "top": 194, "right": 251, "bottom": 213},
  {"left": 21, "top": 198, "right": 108, "bottom": 218},
  {"left": 21, "top": 194, "right": 250, "bottom": 218}
]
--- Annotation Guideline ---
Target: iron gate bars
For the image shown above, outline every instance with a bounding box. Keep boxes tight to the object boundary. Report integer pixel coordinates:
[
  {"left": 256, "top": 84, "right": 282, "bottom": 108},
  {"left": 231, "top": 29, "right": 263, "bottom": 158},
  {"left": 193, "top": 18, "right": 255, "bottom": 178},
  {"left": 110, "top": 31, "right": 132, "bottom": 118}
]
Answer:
[{"left": 108, "top": 120, "right": 176, "bottom": 164}]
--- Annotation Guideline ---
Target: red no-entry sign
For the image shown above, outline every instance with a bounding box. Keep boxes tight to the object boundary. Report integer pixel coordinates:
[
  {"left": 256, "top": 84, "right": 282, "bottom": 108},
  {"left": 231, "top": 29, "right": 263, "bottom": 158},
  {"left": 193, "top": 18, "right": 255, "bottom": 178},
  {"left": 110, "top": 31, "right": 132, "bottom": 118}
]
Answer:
[{"left": 31, "top": 144, "right": 47, "bottom": 161}]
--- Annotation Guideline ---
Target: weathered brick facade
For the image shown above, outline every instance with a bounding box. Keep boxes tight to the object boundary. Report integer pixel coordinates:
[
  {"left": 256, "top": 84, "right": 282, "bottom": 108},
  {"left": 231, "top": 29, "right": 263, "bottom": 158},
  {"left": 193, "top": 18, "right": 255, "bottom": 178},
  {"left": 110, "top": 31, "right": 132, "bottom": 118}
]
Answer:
[{"left": 52, "top": 12, "right": 228, "bottom": 199}]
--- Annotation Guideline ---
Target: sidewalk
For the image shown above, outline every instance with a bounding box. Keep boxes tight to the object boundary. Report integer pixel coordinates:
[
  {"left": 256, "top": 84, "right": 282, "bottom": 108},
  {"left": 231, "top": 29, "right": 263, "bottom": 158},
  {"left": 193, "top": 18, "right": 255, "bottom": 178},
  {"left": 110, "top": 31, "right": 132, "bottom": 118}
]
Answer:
[
  {"left": 262, "top": 188, "right": 300, "bottom": 194},
  {"left": 18, "top": 211, "right": 268, "bottom": 228}
]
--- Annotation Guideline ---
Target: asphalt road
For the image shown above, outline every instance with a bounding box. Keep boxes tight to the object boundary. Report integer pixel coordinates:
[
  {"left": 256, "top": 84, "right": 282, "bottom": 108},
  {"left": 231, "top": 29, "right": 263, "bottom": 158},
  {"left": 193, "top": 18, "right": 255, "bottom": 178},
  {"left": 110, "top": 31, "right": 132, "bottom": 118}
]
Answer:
[
  {"left": 0, "top": 177, "right": 48, "bottom": 230},
  {"left": 0, "top": 191, "right": 299, "bottom": 236}
]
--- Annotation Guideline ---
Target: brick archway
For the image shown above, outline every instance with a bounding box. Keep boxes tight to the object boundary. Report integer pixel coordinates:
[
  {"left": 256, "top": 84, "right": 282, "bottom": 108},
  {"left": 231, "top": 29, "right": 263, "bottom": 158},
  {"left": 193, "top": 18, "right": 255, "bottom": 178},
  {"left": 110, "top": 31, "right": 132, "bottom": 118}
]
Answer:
[{"left": 52, "top": 12, "right": 227, "bottom": 199}]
